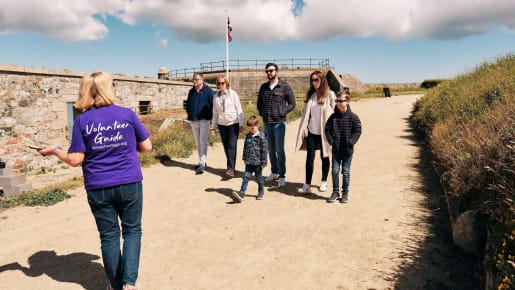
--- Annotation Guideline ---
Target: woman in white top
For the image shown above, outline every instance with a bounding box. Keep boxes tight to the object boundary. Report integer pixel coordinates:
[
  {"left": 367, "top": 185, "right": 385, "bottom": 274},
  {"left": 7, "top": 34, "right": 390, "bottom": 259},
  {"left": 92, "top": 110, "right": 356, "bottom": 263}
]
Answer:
[
  {"left": 295, "top": 71, "right": 335, "bottom": 193},
  {"left": 211, "top": 75, "right": 244, "bottom": 177}
]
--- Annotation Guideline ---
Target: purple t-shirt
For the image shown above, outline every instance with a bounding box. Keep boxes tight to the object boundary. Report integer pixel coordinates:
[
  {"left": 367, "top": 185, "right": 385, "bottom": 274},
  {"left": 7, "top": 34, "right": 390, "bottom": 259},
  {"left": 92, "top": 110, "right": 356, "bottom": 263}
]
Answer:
[{"left": 69, "top": 105, "right": 150, "bottom": 191}]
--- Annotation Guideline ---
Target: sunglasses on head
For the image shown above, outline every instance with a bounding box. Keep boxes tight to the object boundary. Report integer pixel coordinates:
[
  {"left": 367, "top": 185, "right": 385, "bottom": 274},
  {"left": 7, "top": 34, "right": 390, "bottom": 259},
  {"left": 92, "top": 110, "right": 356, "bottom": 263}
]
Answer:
[{"left": 335, "top": 99, "right": 347, "bottom": 103}]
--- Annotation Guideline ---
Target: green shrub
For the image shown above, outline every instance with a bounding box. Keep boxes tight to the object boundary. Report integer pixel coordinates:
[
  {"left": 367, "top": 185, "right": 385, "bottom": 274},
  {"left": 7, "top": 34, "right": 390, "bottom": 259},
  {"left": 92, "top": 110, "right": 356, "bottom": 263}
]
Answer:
[
  {"left": 0, "top": 188, "right": 71, "bottom": 209},
  {"left": 420, "top": 79, "right": 446, "bottom": 88}
]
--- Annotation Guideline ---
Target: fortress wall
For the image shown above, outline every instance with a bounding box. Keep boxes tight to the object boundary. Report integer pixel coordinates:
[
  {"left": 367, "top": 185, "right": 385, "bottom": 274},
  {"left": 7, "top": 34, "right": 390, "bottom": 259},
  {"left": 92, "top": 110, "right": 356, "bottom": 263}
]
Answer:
[{"left": 0, "top": 65, "right": 190, "bottom": 172}]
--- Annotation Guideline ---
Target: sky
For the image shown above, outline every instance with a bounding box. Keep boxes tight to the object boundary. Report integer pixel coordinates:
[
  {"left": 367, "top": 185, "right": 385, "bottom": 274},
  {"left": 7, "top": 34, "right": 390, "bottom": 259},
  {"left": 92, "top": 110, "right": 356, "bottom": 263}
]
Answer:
[{"left": 0, "top": 0, "right": 514, "bottom": 83}]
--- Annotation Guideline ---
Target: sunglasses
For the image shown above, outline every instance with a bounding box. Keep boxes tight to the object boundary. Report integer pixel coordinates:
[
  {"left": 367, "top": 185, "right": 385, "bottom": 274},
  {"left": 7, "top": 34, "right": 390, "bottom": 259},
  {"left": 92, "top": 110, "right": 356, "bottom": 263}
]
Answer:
[
  {"left": 265, "top": 69, "right": 276, "bottom": 73},
  {"left": 217, "top": 82, "right": 225, "bottom": 85},
  {"left": 311, "top": 78, "right": 320, "bottom": 82},
  {"left": 335, "top": 99, "right": 348, "bottom": 103}
]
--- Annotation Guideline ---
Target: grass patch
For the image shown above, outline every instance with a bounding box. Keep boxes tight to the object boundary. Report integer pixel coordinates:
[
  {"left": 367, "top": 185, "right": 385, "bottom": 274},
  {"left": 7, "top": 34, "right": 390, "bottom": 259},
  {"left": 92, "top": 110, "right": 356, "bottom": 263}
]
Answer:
[
  {"left": 0, "top": 176, "right": 82, "bottom": 210},
  {"left": 411, "top": 53, "right": 514, "bottom": 288}
]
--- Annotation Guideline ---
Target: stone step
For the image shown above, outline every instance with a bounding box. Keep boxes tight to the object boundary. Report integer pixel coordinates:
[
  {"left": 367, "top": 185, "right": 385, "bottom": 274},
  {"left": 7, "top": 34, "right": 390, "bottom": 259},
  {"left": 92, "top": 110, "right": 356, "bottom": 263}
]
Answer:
[
  {"left": 1, "top": 183, "right": 33, "bottom": 197},
  {"left": 0, "top": 168, "right": 13, "bottom": 176},
  {"left": 0, "top": 174, "right": 27, "bottom": 187}
]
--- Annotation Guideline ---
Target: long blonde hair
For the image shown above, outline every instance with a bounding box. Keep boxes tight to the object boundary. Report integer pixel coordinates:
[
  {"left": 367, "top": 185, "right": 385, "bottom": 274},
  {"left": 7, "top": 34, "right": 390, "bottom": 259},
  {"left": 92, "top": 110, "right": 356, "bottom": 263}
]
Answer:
[{"left": 75, "top": 71, "right": 115, "bottom": 110}]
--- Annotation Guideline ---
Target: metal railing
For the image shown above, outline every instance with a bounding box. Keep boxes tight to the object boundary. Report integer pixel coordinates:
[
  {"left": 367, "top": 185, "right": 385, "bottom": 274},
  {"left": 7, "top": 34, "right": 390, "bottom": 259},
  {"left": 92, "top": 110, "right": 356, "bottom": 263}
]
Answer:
[{"left": 169, "top": 58, "right": 330, "bottom": 78}]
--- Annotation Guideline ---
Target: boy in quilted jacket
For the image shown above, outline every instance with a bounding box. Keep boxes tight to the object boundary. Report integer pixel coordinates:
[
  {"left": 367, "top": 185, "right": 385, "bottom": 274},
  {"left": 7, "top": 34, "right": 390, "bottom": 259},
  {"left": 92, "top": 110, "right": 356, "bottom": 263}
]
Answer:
[
  {"left": 325, "top": 92, "right": 362, "bottom": 203},
  {"left": 232, "top": 116, "right": 268, "bottom": 202}
]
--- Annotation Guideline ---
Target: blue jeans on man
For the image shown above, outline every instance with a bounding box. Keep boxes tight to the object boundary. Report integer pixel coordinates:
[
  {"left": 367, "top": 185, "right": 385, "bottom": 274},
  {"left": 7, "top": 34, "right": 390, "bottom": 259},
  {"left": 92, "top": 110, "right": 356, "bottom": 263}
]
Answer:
[
  {"left": 331, "top": 153, "right": 353, "bottom": 194},
  {"left": 87, "top": 182, "right": 143, "bottom": 289},
  {"left": 264, "top": 121, "right": 286, "bottom": 178}
]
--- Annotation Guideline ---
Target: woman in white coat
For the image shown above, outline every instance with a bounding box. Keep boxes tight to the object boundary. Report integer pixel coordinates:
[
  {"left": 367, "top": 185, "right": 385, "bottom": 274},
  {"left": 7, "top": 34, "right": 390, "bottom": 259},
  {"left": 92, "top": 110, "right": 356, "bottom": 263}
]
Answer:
[
  {"left": 295, "top": 71, "right": 335, "bottom": 193},
  {"left": 211, "top": 75, "right": 244, "bottom": 178}
]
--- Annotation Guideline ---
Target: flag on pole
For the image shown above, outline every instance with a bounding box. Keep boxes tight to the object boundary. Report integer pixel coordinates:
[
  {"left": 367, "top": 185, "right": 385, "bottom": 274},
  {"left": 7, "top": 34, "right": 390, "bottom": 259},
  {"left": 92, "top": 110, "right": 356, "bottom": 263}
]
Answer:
[{"left": 227, "top": 16, "right": 232, "bottom": 42}]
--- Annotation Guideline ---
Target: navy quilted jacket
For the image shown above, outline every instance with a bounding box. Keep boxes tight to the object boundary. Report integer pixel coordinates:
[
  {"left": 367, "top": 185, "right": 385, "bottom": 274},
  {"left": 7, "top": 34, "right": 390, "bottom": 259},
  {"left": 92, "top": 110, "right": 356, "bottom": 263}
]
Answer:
[
  {"left": 325, "top": 106, "right": 362, "bottom": 156},
  {"left": 257, "top": 80, "right": 295, "bottom": 123}
]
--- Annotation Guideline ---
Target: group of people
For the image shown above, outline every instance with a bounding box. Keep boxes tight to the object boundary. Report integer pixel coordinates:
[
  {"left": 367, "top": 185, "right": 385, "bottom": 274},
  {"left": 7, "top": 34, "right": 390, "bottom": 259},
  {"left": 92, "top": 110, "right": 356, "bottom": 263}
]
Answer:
[
  {"left": 185, "top": 63, "right": 362, "bottom": 204},
  {"left": 35, "top": 63, "right": 361, "bottom": 289}
]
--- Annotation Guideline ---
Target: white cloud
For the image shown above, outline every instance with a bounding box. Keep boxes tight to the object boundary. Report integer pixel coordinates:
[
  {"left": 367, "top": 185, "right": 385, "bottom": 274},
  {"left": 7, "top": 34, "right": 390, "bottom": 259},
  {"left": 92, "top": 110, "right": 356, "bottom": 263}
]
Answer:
[
  {"left": 0, "top": 0, "right": 124, "bottom": 42},
  {"left": 0, "top": 0, "right": 514, "bottom": 42},
  {"left": 155, "top": 32, "right": 168, "bottom": 47}
]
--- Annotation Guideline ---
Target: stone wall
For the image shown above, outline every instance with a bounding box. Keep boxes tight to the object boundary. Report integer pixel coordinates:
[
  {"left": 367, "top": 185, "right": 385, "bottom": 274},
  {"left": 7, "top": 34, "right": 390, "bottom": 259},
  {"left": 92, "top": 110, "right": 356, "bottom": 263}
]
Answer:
[
  {"left": 0, "top": 64, "right": 191, "bottom": 174},
  {"left": 197, "top": 68, "right": 347, "bottom": 98}
]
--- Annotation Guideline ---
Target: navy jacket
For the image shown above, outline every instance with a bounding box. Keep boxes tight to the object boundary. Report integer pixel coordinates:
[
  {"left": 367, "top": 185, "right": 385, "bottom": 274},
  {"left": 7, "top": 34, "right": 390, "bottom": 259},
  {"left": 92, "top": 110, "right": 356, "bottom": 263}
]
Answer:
[
  {"left": 186, "top": 84, "right": 214, "bottom": 121},
  {"left": 257, "top": 79, "right": 295, "bottom": 123},
  {"left": 325, "top": 106, "right": 362, "bottom": 156}
]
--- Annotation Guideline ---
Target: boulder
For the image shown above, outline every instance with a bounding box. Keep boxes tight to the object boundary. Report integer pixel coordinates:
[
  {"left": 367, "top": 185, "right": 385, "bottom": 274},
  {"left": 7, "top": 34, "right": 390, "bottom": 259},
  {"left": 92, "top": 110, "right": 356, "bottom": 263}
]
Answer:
[{"left": 452, "top": 210, "right": 485, "bottom": 256}]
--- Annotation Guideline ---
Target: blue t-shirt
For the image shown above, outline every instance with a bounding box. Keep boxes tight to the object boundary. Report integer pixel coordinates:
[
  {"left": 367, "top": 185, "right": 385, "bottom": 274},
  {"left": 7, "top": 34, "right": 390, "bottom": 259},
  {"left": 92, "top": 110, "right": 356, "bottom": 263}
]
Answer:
[{"left": 69, "top": 105, "right": 150, "bottom": 191}]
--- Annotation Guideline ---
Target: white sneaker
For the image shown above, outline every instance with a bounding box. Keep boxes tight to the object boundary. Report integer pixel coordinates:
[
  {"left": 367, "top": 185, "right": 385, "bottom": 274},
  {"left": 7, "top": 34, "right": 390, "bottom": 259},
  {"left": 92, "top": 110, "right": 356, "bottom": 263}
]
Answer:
[
  {"left": 278, "top": 178, "right": 286, "bottom": 187},
  {"left": 319, "top": 181, "right": 328, "bottom": 192},
  {"left": 301, "top": 184, "right": 311, "bottom": 193},
  {"left": 266, "top": 173, "right": 279, "bottom": 182}
]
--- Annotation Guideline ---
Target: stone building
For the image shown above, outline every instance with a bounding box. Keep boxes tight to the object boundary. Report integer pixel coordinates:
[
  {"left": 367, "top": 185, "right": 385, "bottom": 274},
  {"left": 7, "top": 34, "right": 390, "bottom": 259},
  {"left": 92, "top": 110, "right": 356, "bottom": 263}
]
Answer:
[{"left": 0, "top": 64, "right": 191, "bottom": 175}]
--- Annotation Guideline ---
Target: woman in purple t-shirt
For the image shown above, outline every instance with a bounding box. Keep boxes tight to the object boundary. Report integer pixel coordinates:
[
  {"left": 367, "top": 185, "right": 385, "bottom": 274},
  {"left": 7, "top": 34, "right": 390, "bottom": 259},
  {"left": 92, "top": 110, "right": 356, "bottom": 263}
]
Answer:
[{"left": 39, "top": 71, "right": 152, "bottom": 290}]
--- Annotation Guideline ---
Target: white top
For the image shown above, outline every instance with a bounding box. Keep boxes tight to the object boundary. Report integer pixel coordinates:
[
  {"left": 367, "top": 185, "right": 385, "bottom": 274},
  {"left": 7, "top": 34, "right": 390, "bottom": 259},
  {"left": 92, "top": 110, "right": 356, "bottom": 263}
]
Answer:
[
  {"left": 212, "top": 88, "right": 244, "bottom": 127},
  {"left": 308, "top": 102, "right": 323, "bottom": 135}
]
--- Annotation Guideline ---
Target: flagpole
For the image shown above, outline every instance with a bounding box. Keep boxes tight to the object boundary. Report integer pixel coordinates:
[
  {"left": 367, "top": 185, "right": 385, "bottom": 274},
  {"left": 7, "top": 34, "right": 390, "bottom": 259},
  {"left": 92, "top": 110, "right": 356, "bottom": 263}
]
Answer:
[{"left": 225, "top": 15, "right": 230, "bottom": 81}]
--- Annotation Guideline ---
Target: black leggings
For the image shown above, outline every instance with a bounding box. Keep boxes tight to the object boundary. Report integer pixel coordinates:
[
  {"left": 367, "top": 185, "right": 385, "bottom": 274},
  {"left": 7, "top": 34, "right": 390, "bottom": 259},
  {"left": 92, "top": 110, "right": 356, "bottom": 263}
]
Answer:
[
  {"left": 305, "top": 132, "right": 329, "bottom": 184},
  {"left": 218, "top": 123, "right": 240, "bottom": 170}
]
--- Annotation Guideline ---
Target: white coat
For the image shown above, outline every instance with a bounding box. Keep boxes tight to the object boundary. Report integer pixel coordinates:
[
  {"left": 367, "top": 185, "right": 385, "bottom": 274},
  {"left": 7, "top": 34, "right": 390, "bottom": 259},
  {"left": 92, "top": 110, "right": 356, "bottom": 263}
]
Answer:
[{"left": 295, "top": 90, "right": 335, "bottom": 158}]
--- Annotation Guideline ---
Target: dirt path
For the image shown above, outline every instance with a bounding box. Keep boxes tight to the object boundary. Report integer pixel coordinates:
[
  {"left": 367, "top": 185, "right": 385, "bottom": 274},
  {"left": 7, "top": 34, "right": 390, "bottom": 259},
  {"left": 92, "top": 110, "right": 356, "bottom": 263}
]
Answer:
[{"left": 1, "top": 94, "right": 467, "bottom": 289}]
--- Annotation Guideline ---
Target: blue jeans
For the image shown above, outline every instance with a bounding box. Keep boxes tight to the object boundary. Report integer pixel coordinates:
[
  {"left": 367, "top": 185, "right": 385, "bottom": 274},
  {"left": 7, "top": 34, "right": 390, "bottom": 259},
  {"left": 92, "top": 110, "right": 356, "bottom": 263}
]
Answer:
[
  {"left": 190, "top": 120, "right": 210, "bottom": 165},
  {"left": 240, "top": 164, "right": 264, "bottom": 194},
  {"left": 87, "top": 182, "right": 143, "bottom": 289},
  {"left": 331, "top": 153, "right": 353, "bottom": 194},
  {"left": 264, "top": 122, "right": 286, "bottom": 178}
]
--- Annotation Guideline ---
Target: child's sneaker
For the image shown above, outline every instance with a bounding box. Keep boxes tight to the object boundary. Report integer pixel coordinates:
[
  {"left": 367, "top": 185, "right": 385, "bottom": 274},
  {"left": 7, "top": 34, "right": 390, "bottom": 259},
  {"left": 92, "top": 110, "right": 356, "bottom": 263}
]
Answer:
[
  {"left": 327, "top": 192, "right": 339, "bottom": 203},
  {"left": 231, "top": 191, "right": 244, "bottom": 202},
  {"left": 340, "top": 192, "right": 349, "bottom": 203},
  {"left": 301, "top": 184, "right": 311, "bottom": 194},
  {"left": 278, "top": 177, "right": 286, "bottom": 187},
  {"left": 256, "top": 191, "right": 264, "bottom": 200}
]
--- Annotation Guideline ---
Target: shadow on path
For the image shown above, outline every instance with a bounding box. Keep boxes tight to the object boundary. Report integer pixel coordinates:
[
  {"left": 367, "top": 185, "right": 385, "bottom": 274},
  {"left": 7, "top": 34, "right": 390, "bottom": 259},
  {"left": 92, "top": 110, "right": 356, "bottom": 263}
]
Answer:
[
  {"left": 158, "top": 155, "right": 242, "bottom": 181},
  {"left": 389, "top": 116, "right": 484, "bottom": 289},
  {"left": 0, "top": 250, "right": 105, "bottom": 290}
]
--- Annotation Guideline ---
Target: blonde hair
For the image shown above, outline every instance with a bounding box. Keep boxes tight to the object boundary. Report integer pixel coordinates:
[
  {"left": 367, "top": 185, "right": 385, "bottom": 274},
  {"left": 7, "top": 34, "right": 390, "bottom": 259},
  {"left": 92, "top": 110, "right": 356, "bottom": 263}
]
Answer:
[
  {"left": 216, "top": 75, "right": 230, "bottom": 89},
  {"left": 75, "top": 71, "right": 115, "bottom": 110}
]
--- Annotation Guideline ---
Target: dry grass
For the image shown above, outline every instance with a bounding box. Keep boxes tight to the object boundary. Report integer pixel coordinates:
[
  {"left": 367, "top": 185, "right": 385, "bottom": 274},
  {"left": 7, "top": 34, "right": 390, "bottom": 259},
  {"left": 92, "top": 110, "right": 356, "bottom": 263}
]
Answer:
[{"left": 412, "top": 53, "right": 514, "bottom": 288}]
